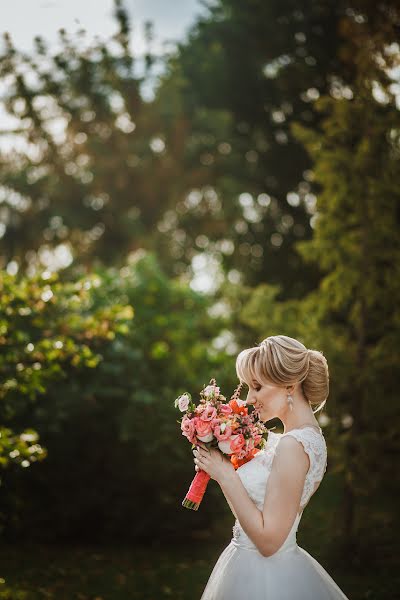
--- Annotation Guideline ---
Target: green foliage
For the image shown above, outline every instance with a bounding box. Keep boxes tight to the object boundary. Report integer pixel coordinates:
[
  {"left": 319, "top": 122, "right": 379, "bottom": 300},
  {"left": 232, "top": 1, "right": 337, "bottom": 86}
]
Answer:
[
  {"left": 0, "top": 427, "right": 46, "bottom": 473},
  {"left": 0, "top": 270, "right": 132, "bottom": 404},
  {"left": 214, "top": 0, "right": 400, "bottom": 562},
  {"left": 0, "top": 252, "right": 230, "bottom": 542},
  {"left": 0, "top": 268, "right": 133, "bottom": 475},
  {"left": 0, "top": 0, "right": 335, "bottom": 297},
  {"left": 291, "top": 88, "right": 400, "bottom": 556},
  {"left": 151, "top": 0, "right": 350, "bottom": 293},
  {"left": 0, "top": 0, "right": 398, "bottom": 569}
]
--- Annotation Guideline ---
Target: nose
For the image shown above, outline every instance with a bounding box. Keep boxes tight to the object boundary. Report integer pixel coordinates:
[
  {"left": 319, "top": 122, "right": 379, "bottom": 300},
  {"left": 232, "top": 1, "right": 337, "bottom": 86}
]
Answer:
[{"left": 246, "top": 391, "right": 255, "bottom": 406}]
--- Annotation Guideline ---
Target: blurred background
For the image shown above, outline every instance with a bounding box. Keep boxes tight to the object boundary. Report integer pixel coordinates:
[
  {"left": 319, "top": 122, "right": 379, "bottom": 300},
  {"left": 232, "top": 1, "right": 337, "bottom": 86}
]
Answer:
[{"left": 0, "top": 0, "right": 399, "bottom": 598}]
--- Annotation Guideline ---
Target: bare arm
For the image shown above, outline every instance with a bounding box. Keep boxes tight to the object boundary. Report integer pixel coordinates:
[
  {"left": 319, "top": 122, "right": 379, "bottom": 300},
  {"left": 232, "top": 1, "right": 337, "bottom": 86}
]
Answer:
[
  {"left": 220, "top": 486, "right": 238, "bottom": 517},
  {"left": 218, "top": 436, "right": 309, "bottom": 557},
  {"left": 260, "top": 436, "right": 309, "bottom": 556}
]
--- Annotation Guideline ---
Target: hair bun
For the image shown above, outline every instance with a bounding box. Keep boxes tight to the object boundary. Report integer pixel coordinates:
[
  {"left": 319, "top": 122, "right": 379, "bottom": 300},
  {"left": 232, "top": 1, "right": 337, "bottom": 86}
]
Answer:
[{"left": 235, "top": 335, "right": 329, "bottom": 415}]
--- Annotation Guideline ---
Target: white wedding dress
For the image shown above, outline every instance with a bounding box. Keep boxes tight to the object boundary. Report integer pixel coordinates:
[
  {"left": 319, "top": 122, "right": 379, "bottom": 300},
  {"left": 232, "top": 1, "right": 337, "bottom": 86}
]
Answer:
[{"left": 200, "top": 426, "right": 349, "bottom": 599}]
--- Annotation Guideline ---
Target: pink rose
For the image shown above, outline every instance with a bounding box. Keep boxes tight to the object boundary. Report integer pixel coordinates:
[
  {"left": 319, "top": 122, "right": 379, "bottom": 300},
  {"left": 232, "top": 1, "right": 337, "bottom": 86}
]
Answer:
[
  {"left": 200, "top": 405, "right": 217, "bottom": 421},
  {"left": 210, "top": 418, "right": 220, "bottom": 430},
  {"left": 219, "top": 404, "right": 233, "bottom": 415},
  {"left": 181, "top": 416, "right": 196, "bottom": 442}
]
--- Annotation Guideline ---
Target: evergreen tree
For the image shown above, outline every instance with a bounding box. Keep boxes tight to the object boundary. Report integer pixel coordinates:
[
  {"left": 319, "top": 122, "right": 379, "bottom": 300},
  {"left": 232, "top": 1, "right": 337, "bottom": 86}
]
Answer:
[{"left": 291, "top": 2, "right": 400, "bottom": 561}]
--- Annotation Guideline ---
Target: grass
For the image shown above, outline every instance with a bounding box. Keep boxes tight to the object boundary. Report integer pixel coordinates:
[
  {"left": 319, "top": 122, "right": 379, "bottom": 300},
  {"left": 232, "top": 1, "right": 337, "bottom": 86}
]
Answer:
[
  {"left": 0, "top": 474, "right": 396, "bottom": 599},
  {"left": 0, "top": 538, "right": 398, "bottom": 600},
  {"left": 2, "top": 541, "right": 211, "bottom": 600}
]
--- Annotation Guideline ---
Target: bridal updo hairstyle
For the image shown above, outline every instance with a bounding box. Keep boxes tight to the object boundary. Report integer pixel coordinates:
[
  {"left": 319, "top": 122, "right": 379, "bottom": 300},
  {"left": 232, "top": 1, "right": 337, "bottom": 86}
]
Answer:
[{"left": 236, "top": 335, "right": 329, "bottom": 414}]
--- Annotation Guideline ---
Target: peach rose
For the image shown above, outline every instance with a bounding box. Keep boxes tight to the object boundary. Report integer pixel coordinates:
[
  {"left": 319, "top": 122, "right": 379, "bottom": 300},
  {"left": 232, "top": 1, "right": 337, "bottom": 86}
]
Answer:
[
  {"left": 194, "top": 417, "right": 212, "bottom": 436},
  {"left": 230, "top": 433, "right": 245, "bottom": 453},
  {"left": 214, "top": 422, "right": 233, "bottom": 441}
]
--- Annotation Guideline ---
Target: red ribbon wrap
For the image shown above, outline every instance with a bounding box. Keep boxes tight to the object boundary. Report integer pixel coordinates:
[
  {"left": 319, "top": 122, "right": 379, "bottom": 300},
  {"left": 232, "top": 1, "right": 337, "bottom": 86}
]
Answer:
[{"left": 184, "top": 469, "right": 211, "bottom": 505}]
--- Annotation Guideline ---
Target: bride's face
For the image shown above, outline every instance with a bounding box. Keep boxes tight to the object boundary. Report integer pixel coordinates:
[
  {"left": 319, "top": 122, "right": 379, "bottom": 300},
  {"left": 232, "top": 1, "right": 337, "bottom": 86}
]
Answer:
[{"left": 245, "top": 379, "right": 286, "bottom": 421}]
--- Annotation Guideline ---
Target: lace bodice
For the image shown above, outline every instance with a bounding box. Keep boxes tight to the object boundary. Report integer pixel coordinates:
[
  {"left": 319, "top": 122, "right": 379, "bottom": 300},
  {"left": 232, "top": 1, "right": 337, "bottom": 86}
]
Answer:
[{"left": 231, "top": 426, "right": 328, "bottom": 555}]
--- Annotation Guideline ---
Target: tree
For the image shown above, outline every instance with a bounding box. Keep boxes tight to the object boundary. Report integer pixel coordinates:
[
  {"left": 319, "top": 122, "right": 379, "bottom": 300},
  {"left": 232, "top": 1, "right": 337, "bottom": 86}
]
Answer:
[
  {"left": 152, "top": 0, "right": 345, "bottom": 295},
  {"left": 0, "top": 252, "right": 232, "bottom": 542},
  {"left": 0, "top": 267, "right": 132, "bottom": 455},
  {"left": 215, "top": 0, "right": 400, "bottom": 563},
  {"left": 290, "top": 2, "right": 400, "bottom": 561},
  {"left": 0, "top": 2, "right": 167, "bottom": 268}
]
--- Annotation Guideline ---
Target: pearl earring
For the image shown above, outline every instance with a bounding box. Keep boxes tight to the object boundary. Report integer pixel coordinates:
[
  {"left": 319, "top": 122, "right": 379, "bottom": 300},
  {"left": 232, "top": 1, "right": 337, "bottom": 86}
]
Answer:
[{"left": 287, "top": 393, "right": 293, "bottom": 411}]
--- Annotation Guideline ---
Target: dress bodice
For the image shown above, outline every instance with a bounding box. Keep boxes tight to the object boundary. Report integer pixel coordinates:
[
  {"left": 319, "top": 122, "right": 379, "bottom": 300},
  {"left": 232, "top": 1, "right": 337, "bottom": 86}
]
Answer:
[{"left": 231, "top": 426, "right": 328, "bottom": 556}]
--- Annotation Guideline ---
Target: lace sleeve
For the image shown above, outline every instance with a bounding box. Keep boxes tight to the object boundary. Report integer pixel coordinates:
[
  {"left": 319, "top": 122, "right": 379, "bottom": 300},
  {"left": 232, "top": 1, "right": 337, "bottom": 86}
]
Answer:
[{"left": 283, "top": 429, "right": 328, "bottom": 509}]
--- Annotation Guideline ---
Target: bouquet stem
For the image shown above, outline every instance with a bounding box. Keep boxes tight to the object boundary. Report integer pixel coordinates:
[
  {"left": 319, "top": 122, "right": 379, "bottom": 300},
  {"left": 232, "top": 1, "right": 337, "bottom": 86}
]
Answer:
[{"left": 182, "top": 469, "right": 211, "bottom": 510}]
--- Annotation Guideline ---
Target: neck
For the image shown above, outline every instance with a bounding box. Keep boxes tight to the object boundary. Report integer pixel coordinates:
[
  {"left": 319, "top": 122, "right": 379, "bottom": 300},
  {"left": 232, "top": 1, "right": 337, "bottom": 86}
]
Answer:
[{"left": 281, "top": 402, "right": 318, "bottom": 434}]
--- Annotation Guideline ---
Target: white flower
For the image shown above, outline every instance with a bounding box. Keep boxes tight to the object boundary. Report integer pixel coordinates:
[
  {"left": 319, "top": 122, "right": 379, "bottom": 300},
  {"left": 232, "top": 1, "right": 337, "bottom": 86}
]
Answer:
[
  {"left": 197, "top": 432, "right": 214, "bottom": 442},
  {"left": 178, "top": 394, "right": 190, "bottom": 412},
  {"left": 218, "top": 435, "right": 239, "bottom": 454},
  {"left": 203, "top": 385, "right": 220, "bottom": 397}
]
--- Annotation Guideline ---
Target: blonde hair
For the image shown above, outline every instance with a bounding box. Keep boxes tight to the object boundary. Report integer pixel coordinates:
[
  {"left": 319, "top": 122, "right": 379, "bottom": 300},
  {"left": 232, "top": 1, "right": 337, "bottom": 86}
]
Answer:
[{"left": 235, "top": 335, "right": 329, "bottom": 414}]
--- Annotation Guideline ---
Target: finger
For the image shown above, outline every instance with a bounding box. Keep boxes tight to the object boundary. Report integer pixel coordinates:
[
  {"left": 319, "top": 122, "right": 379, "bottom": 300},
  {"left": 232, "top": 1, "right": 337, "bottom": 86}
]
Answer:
[{"left": 194, "top": 457, "right": 204, "bottom": 468}]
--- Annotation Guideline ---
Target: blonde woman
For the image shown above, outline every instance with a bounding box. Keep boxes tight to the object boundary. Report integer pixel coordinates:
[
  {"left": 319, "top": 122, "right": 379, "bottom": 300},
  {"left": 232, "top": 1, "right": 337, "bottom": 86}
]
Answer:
[{"left": 194, "top": 335, "right": 349, "bottom": 599}]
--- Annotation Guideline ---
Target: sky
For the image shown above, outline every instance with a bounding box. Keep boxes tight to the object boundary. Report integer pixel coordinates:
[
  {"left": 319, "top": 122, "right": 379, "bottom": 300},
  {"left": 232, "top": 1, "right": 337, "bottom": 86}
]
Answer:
[
  {"left": 0, "top": 0, "right": 208, "bottom": 129},
  {"left": 0, "top": 0, "right": 207, "bottom": 55}
]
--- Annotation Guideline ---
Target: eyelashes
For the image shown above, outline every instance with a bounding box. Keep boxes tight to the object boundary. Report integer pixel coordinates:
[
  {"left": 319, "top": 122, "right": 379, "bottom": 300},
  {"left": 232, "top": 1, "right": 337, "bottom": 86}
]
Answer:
[{"left": 244, "top": 382, "right": 261, "bottom": 392}]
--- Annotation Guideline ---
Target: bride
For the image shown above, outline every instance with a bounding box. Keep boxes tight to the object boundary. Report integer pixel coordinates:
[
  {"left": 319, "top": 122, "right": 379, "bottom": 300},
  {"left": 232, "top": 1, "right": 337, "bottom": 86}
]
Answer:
[{"left": 194, "top": 335, "right": 350, "bottom": 599}]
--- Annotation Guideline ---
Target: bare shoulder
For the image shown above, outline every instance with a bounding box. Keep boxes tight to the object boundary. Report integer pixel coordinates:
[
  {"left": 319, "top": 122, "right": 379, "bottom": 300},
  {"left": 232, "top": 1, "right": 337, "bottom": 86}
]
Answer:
[{"left": 275, "top": 435, "right": 310, "bottom": 471}]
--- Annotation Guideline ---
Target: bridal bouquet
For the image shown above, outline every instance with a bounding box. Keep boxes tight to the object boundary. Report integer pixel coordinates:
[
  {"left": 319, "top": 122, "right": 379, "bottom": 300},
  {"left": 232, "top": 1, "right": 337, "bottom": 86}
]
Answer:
[{"left": 175, "top": 378, "right": 267, "bottom": 510}]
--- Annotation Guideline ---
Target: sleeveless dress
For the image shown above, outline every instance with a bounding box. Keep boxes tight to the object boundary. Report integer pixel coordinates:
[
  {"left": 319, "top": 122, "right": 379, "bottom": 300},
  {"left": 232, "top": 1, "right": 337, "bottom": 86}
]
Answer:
[{"left": 200, "top": 426, "right": 350, "bottom": 599}]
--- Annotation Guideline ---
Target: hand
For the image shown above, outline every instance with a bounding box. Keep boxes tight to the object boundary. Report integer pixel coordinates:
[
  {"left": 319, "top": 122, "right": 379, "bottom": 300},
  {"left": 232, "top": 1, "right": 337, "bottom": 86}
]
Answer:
[{"left": 193, "top": 442, "right": 235, "bottom": 484}]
